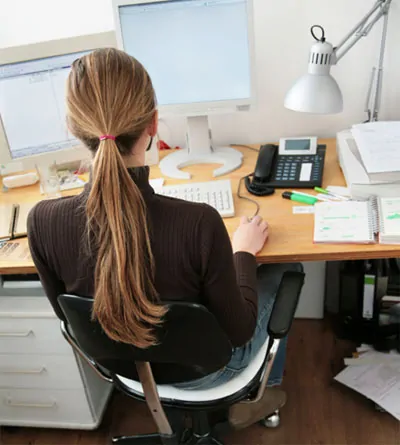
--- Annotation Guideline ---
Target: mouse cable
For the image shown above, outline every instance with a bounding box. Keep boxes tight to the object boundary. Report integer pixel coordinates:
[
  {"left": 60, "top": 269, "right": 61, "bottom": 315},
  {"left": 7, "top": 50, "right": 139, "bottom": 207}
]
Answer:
[
  {"left": 231, "top": 144, "right": 260, "bottom": 218},
  {"left": 231, "top": 144, "right": 260, "bottom": 217},
  {"left": 237, "top": 173, "right": 260, "bottom": 218},
  {"left": 230, "top": 143, "right": 260, "bottom": 152}
]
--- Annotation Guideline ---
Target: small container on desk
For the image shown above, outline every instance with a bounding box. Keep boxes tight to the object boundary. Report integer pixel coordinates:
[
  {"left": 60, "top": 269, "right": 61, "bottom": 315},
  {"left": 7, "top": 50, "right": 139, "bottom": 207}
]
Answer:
[{"left": 36, "top": 163, "right": 61, "bottom": 199}]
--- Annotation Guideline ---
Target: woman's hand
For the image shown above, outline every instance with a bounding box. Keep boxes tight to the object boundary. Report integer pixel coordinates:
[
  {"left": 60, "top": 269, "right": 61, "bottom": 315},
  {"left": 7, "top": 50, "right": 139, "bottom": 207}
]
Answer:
[{"left": 232, "top": 215, "right": 269, "bottom": 256}]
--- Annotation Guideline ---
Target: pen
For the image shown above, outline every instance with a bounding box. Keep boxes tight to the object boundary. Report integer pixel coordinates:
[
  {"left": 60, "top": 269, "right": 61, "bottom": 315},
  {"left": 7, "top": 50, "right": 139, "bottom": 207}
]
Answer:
[
  {"left": 290, "top": 190, "right": 330, "bottom": 202},
  {"left": 282, "top": 191, "right": 318, "bottom": 205},
  {"left": 314, "top": 187, "right": 350, "bottom": 201}
]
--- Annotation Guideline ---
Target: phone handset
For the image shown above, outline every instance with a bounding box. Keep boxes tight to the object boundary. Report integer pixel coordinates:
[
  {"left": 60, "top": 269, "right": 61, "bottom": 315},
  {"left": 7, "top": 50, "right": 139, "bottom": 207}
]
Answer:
[{"left": 245, "top": 144, "right": 277, "bottom": 196}]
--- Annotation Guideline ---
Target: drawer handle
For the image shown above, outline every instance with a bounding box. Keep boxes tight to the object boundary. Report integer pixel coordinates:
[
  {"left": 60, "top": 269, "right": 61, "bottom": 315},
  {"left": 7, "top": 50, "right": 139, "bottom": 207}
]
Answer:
[
  {"left": 0, "top": 330, "right": 34, "bottom": 338},
  {"left": 0, "top": 367, "right": 46, "bottom": 375},
  {"left": 5, "top": 398, "right": 57, "bottom": 409}
]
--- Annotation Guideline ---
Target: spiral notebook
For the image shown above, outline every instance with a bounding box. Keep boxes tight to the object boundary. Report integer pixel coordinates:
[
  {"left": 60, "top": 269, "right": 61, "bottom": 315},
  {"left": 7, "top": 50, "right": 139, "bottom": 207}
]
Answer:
[
  {"left": 377, "top": 197, "right": 400, "bottom": 244},
  {"left": 313, "top": 197, "right": 400, "bottom": 244}
]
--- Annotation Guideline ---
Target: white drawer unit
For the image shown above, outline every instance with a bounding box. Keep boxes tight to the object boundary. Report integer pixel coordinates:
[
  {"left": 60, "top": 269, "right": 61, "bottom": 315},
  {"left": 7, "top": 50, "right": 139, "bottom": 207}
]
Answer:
[
  {"left": 0, "top": 286, "right": 112, "bottom": 429},
  {"left": 0, "top": 354, "right": 83, "bottom": 389},
  {"left": 0, "top": 388, "right": 95, "bottom": 429},
  {"left": 0, "top": 295, "right": 53, "bottom": 314},
  {"left": 0, "top": 318, "right": 72, "bottom": 355},
  {"left": 0, "top": 297, "right": 70, "bottom": 355}
]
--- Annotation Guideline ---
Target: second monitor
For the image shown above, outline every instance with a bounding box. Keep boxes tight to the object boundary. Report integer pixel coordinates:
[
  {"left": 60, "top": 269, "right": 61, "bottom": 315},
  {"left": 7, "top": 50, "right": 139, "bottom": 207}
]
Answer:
[
  {"left": 114, "top": 0, "right": 256, "bottom": 179},
  {"left": 0, "top": 32, "right": 117, "bottom": 172}
]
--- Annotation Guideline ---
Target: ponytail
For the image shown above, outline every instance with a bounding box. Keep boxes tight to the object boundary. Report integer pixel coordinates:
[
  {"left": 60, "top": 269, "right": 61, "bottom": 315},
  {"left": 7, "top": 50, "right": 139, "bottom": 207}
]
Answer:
[
  {"left": 87, "top": 138, "right": 165, "bottom": 347},
  {"left": 66, "top": 48, "right": 163, "bottom": 347}
]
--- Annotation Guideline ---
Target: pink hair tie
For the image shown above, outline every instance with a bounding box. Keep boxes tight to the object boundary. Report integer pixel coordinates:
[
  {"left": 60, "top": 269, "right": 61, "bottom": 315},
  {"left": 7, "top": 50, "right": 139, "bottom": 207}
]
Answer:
[{"left": 99, "top": 134, "right": 116, "bottom": 141}]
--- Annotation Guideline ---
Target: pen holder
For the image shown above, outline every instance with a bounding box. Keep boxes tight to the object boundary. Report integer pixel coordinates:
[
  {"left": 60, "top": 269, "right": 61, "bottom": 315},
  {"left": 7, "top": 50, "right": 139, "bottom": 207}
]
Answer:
[{"left": 37, "top": 164, "right": 61, "bottom": 199}]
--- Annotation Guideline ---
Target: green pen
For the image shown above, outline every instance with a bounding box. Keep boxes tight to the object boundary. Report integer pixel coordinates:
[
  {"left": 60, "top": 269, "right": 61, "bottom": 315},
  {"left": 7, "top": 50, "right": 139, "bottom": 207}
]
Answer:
[
  {"left": 314, "top": 187, "right": 331, "bottom": 195},
  {"left": 282, "top": 191, "right": 318, "bottom": 205},
  {"left": 314, "top": 187, "right": 349, "bottom": 201}
]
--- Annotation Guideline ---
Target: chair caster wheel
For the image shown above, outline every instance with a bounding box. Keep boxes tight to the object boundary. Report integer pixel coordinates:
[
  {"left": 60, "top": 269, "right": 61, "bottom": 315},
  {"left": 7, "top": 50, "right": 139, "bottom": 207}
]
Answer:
[{"left": 260, "top": 410, "right": 280, "bottom": 428}]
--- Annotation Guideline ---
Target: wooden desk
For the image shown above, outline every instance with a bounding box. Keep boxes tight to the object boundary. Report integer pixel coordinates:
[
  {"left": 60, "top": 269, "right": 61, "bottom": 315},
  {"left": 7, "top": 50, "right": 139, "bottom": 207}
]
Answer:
[{"left": 1, "top": 138, "right": 400, "bottom": 275}]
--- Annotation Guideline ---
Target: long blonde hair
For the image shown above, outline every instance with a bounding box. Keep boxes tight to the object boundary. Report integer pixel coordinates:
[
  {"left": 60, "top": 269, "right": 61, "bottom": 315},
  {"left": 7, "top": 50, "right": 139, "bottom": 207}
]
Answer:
[{"left": 66, "top": 48, "right": 165, "bottom": 348}]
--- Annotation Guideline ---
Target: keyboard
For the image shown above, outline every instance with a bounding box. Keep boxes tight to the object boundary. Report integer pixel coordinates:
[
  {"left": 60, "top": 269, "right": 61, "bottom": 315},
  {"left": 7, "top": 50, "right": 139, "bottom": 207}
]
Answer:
[{"left": 157, "top": 179, "right": 235, "bottom": 218}]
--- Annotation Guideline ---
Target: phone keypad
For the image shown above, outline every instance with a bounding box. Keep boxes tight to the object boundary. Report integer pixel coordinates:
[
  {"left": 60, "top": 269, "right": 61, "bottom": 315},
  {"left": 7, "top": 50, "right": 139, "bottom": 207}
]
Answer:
[
  {"left": 275, "top": 156, "right": 300, "bottom": 181},
  {"left": 273, "top": 149, "right": 325, "bottom": 186}
]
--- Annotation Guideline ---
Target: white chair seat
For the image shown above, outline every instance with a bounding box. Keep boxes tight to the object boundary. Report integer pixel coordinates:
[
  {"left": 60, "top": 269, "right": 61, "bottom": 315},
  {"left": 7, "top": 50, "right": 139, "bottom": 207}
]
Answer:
[{"left": 116, "top": 338, "right": 279, "bottom": 403}]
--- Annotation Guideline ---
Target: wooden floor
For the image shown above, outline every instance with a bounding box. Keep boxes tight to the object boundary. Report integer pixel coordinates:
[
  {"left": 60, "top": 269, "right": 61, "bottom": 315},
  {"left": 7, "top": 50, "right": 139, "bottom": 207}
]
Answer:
[{"left": 1, "top": 319, "right": 399, "bottom": 445}]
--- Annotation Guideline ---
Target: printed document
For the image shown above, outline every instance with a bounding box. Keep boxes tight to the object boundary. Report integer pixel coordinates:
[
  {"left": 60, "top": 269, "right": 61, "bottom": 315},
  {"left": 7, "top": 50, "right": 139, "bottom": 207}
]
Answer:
[{"left": 351, "top": 121, "right": 400, "bottom": 174}]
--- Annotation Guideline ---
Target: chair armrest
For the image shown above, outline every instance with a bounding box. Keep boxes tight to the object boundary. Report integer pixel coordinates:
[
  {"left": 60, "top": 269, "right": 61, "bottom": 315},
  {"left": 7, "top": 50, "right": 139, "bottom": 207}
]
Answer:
[
  {"left": 241, "top": 271, "right": 304, "bottom": 404},
  {"left": 267, "top": 270, "right": 305, "bottom": 340},
  {"left": 59, "top": 321, "right": 113, "bottom": 383}
]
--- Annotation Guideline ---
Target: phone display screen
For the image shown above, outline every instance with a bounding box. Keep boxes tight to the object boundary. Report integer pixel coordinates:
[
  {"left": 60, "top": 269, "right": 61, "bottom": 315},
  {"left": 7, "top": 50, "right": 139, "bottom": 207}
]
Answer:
[{"left": 285, "top": 139, "right": 311, "bottom": 151}]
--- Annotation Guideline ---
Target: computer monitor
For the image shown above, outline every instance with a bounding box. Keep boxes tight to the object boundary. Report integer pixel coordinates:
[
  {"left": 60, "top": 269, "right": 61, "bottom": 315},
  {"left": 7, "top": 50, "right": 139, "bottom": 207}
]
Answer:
[
  {"left": 0, "top": 32, "right": 117, "bottom": 173},
  {"left": 113, "top": 0, "right": 256, "bottom": 179}
]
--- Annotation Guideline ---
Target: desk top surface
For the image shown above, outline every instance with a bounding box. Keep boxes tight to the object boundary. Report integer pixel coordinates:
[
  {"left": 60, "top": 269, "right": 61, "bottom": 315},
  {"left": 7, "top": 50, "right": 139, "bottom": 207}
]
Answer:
[{"left": 1, "top": 138, "right": 400, "bottom": 275}]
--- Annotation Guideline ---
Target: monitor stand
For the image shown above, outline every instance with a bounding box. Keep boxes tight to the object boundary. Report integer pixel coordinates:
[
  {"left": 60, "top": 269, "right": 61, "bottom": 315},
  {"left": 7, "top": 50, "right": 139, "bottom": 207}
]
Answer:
[{"left": 159, "top": 115, "right": 243, "bottom": 179}]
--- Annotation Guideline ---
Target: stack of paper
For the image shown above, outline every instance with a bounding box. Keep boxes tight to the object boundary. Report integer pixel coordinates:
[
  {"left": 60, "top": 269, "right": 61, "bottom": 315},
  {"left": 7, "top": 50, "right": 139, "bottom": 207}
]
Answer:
[
  {"left": 351, "top": 121, "right": 400, "bottom": 182},
  {"left": 336, "top": 129, "right": 400, "bottom": 199},
  {"left": 335, "top": 344, "right": 400, "bottom": 421}
]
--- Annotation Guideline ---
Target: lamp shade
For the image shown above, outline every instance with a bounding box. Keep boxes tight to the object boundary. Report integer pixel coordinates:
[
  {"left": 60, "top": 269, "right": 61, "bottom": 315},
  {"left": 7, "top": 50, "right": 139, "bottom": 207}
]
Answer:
[
  {"left": 284, "top": 73, "right": 343, "bottom": 114},
  {"left": 284, "top": 39, "right": 343, "bottom": 114}
]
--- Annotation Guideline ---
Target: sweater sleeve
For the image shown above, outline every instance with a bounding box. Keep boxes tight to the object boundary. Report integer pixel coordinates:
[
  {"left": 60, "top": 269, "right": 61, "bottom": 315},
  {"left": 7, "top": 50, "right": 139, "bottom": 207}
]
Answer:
[
  {"left": 27, "top": 205, "right": 66, "bottom": 321},
  {"left": 199, "top": 206, "right": 258, "bottom": 347}
]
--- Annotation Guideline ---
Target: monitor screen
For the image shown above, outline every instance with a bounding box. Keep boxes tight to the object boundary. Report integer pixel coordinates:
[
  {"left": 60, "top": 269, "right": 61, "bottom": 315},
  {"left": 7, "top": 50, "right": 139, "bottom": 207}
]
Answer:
[
  {"left": 0, "top": 51, "right": 88, "bottom": 160},
  {"left": 118, "top": 0, "right": 252, "bottom": 107}
]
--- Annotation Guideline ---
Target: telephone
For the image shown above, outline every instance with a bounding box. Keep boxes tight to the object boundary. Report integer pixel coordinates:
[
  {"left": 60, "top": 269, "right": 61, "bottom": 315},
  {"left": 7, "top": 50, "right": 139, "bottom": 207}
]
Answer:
[{"left": 245, "top": 140, "right": 326, "bottom": 197}]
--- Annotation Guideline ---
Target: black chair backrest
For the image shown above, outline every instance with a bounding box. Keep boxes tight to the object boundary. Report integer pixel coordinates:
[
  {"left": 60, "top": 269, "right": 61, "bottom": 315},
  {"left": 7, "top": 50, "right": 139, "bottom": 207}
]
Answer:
[{"left": 58, "top": 295, "right": 232, "bottom": 384}]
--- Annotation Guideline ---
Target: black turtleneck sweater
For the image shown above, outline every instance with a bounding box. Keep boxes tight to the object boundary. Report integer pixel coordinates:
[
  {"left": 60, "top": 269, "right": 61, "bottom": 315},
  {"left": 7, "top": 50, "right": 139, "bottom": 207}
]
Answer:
[{"left": 27, "top": 167, "right": 258, "bottom": 347}]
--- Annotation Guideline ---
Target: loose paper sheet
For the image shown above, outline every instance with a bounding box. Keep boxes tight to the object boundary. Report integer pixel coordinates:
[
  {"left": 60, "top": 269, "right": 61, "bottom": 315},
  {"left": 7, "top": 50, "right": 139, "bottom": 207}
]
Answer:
[
  {"left": 351, "top": 121, "right": 400, "bottom": 174},
  {"left": 335, "top": 363, "right": 400, "bottom": 421}
]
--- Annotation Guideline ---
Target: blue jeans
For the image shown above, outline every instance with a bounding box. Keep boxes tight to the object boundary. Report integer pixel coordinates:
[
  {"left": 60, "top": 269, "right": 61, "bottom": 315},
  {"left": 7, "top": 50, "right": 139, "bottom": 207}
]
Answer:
[{"left": 175, "top": 262, "right": 303, "bottom": 390}]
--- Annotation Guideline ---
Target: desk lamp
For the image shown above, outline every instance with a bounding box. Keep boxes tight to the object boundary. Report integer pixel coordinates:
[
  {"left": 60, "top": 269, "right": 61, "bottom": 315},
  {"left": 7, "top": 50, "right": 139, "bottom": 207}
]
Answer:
[{"left": 284, "top": 0, "right": 392, "bottom": 121}]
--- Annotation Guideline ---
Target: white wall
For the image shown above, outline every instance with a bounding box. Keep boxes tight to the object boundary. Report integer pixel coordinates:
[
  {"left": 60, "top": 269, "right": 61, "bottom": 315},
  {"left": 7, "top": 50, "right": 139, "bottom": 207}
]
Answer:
[
  {"left": 0, "top": 0, "right": 114, "bottom": 46},
  {"left": 1, "top": 0, "right": 399, "bottom": 146}
]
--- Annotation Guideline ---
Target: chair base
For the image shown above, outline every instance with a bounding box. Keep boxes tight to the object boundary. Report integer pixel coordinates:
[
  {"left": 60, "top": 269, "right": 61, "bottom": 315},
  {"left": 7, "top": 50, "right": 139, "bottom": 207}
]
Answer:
[
  {"left": 111, "top": 433, "right": 176, "bottom": 444},
  {"left": 111, "top": 411, "right": 280, "bottom": 444},
  {"left": 111, "top": 431, "right": 223, "bottom": 445},
  {"left": 260, "top": 410, "right": 281, "bottom": 428},
  {"left": 182, "top": 433, "right": 224, "bottom": 445}
]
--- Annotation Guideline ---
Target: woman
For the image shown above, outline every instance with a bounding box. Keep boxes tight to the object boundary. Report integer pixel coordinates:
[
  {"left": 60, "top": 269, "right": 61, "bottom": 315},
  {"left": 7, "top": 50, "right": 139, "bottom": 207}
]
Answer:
[{"left": 27, "top": 48, "right": 301, "bottom": 426}]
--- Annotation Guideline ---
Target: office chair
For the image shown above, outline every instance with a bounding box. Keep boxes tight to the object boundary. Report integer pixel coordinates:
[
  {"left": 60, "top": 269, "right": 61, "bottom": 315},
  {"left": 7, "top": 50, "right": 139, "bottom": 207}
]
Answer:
[{"left": 58, "top": 270, "right": 304, "bottom": 445}]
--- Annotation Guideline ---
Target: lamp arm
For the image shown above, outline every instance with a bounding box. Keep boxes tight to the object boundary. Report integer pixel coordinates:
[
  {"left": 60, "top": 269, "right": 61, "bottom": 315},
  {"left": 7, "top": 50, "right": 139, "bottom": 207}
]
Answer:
[
  {"left": 364, "top": 67, "right": 376, "bottom": 121},
  {"left": 371, "top": 11, "right": 389, "bottom": 120},
  {"left": 333, "top": 0, "right": 391, "bottom": 63}
]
